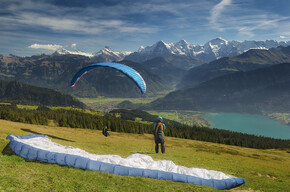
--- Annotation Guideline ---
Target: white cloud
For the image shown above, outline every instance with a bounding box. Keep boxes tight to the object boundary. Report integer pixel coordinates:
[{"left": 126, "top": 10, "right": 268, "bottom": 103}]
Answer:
[
  {"left": 209, "top": 0, "right": 232, "bottom": 31},
  {"left": 208, "top": 0, "right": 290, "bottom": 38},
  {"left": 71, "top": 43, "right": 77, "bottom": 48},
  {"left": 280, "top": 35, "right": 286, "bottom": 39},
  {"left": 1, "top": 0, "right": 159, "bottom": 35},
  {"left": 28, "top": 44, "right": 63, "bottom": 51}
]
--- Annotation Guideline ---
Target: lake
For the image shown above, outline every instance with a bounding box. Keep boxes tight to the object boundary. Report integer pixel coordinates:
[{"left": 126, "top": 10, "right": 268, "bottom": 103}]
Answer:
[{"left": 204, "top": 113, "right": 290, "bottom": 140}]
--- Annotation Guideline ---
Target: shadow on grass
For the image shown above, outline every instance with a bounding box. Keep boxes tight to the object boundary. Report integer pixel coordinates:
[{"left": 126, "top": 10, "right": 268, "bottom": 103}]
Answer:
[
  {"left": 131, "top": 152, "right": 153, "bottom": 155},
  {"left": 1, "top": 143, "right": 59, "bottom": 166},
  {"left": 2, "top": 143, "right": 15, "bottom": 156},
  {"left": 21, "top": 128, "right": 75, "bottom": 142}
]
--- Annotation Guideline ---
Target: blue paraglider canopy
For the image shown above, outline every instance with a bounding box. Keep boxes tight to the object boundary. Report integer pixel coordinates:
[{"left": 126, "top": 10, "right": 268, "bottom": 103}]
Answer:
[{"left": 71, "top": 62, "right": 146, "bottom": 94}]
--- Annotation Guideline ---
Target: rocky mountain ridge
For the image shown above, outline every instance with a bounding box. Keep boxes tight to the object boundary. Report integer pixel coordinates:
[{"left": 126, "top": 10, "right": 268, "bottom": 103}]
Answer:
[{"left": 53, "top": 38, "right": 290, "bottom": 64}]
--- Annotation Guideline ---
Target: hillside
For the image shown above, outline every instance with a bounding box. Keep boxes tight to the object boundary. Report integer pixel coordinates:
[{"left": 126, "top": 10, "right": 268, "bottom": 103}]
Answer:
[
  {"left": 108, "top": 109, "right": 182, "bottom": 127},
  {"left": 142, "top": 56, "right": 202, "bottom": 85},
  {"left": 0, "top": 79, "right": 85, "bottom": 108},
  {"left": 149, "top": 63, "right": 290, "bottom": 113},
  {"left": 0, "top": 119, "right": 289, "bottom": 191},
  {"left": 178, "top": 46, "right": 290, "bottom": 88},
  {"left": 0, "top": 54, "right": 171, "bottom": 98}
]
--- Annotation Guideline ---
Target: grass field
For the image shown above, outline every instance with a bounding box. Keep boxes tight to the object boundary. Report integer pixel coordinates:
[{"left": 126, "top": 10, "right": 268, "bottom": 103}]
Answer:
[{"left": 0, "top": 119, "right": 289, "bottom": 192}]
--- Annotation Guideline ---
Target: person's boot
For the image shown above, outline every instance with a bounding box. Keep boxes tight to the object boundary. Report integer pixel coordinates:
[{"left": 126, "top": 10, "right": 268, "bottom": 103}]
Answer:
[{"left": 161, "top": 141, "right": 165, "bottom": 153}]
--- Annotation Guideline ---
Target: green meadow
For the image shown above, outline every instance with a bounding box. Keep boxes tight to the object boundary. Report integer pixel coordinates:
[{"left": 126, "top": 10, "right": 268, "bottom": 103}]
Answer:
[{"left": 0, "top": 119, "right": 289, "bottom": 192}]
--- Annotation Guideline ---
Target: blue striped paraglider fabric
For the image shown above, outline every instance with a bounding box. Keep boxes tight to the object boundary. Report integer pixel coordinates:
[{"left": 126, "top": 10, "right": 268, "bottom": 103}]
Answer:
[
  {"left": 71, "top": 62, "right": 146, "bottom": 94},
  {"left": 7, "top": 134, "right": 245, "bottom": 190}
]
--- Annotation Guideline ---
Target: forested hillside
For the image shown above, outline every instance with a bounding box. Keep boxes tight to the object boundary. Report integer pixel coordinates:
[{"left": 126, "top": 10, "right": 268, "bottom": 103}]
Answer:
[
  {"left": 178, "top": 46, "right": 290, "bottom": 88},
  {"left": 0, "top": 54, "right": 171, "bottom": 97},
  {"left": 149, "top": 63, "right": 290, "bottom": 113},
  {"left": 109, "top": 109, "right": 181, "bottom": 126},
  {"left": 0, "top": 105, "right": 288, "bottom": 149},
  {"left": 0, "top": 79, "right": 85, "bottom": 108}
]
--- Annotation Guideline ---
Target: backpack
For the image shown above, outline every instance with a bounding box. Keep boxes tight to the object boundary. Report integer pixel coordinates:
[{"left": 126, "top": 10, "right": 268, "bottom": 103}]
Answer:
[{"left": 155, "top": 122, "right": 164, "bottom": 136}]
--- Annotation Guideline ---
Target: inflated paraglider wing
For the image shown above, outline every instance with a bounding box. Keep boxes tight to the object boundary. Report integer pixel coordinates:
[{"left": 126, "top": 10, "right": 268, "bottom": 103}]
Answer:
[{"left": 70, "top": 62, "right": 146, "bottom": 94}]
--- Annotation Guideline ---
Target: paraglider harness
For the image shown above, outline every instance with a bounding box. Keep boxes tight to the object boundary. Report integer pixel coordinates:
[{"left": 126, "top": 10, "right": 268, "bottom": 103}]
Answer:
[{"left": 155, "top": 122, "right": 164, "bottom": 137}]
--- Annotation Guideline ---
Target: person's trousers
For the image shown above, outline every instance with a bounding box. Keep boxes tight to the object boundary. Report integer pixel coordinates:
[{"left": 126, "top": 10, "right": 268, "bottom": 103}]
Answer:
[{"left": 155, "top": 137, "right": 165, "bottom": 153}]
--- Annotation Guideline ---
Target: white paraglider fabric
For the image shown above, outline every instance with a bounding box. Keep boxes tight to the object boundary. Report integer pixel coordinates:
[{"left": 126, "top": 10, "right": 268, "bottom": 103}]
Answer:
[{"left": 7, "top": 134, "right": 245, "bottom": 190}]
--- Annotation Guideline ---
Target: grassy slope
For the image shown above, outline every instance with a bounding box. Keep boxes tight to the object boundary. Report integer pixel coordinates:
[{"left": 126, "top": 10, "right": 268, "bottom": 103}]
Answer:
[{"left": 0, "top": 119, "right": 289, "bottom": 192}]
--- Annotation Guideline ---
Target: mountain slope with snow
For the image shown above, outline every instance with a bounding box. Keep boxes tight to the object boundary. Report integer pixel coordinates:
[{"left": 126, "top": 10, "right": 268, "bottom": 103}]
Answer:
[
  {"left": 177, "top": 45, "right": 290, "bottom": 88},
  {"left": 52, "top": 38, "right": 290, "bottom": 64},
  {"left": 54, "top": 48, "right": 94, "bottom": 57},
  {"left": 92, "top": 46, "right": 132, "bottom": 62},
  {"left": 125, "top": 38, "right": 290, "bottom": 63},
  {"left": 54, "top": 47, "right": 131, "bottom": 62}
]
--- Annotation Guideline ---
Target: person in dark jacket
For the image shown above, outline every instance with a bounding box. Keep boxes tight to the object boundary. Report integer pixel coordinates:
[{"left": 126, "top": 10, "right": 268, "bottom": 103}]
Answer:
[
  {"left": 102, "top": 125, "right": 110, "bottom": 137},
  {"left": 154, "top": 116, "right": 166, "bottom": 153}
]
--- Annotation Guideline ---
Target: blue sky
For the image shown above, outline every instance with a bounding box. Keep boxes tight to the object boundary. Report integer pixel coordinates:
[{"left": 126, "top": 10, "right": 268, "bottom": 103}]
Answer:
[{"left": 1, "top": 0, "right": 290, "bottom": 56}]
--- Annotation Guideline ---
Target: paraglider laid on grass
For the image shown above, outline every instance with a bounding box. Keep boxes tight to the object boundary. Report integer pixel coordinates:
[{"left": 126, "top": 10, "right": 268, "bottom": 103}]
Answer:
[
  {"left": 70, "top": 62, "right": 146, "bottom": 94},
  {"left": 7, "top": 134, "right": 245, "bottom": 190}
]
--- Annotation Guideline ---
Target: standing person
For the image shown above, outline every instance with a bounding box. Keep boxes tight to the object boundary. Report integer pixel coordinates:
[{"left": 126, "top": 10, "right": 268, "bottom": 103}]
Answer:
[{"left": 154, "top": 116, "right": 166, "bottom": 153}]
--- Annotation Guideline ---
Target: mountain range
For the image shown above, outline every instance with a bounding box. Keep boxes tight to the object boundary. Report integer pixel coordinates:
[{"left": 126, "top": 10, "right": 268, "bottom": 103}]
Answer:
[
  {"left": 53, "top": 38, "right": 290, "bottom": 86},
  {"left": 55, "top": 38, "right": 290, "bottom": 64},
  {"left": 1, "top": 37, "right": 290, "bottom": 107},
  {"left": 178, "top": 46, "right": 290, "bottom": 88},
  {"left": 0, "top": 54, "right": 170, "bottom": 98},
  {"left": 148, "top": 62, "right": 290, "bottom": 113}
]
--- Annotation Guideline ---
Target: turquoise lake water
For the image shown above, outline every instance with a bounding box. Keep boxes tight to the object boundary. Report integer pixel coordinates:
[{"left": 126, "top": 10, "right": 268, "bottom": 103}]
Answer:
[{"left": 204, "top": 113, "right": 290, "bottom": 140}]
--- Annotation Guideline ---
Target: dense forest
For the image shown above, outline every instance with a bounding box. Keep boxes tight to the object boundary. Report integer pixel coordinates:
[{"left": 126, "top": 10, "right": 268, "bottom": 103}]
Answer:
[
  {"left": 1, "top": 105, "right": 289, "bottom": 149},
  {"left": 0, "top": 79, "right": 86, "bottom": 108}
]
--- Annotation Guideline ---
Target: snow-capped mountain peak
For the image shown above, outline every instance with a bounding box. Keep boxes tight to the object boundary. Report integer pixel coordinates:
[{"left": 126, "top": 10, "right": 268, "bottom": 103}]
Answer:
[
  {"left": 209, "top": 37, "right": 229, "bottom": 45},
  {"left": 137, "top": 46, "right": 145, "bottom": 52},
  {"left": 95, "top": 46, "right": 115, "bottom": 56},
  {"left": 204, "top": 38, "right": 232, "bottom": 58},
  {"left": 54, "top": 48, "right": 93, "bottom": 57},
  {"left": 53, "top": 46, "right": 131, "bottom": 61},
  {"left": 154, "top": 40, "right": 174, "bottom": 54},
  {"left": 125, "top": 38, "right": 290, "bottom": 63},
  {"left": 55, "top": 48, "right": 70, "bottom": 55},
  {"left": 173, "top": 40, "right": 193, "bottom": 56},
  {"left": 137, "top": 40, "right": 173, "bottom": 56},
  {"left": 53, "top": 38, "right": 290, "bottom": 63},
  {"left": 93, "top": 47, "right": 131, "bottom": 62}
]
